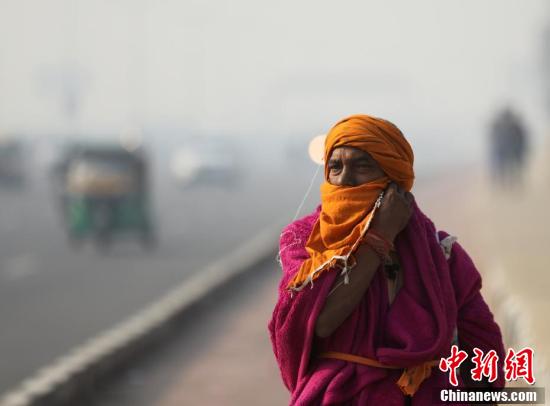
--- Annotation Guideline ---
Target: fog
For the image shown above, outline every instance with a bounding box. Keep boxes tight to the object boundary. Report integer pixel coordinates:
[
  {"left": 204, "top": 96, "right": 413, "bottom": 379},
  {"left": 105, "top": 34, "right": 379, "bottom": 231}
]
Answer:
[{"left": 0, "top": 0, "right": 548, "bottom": 172}]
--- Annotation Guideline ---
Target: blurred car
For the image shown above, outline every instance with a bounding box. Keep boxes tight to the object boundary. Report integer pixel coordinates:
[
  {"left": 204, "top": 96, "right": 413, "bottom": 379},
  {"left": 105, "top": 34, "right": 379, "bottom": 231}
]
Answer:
[
  {"left": 170, "top": 140, "right": 240, "bottom": 187},
  {"left": 53, "top": 142, "right": 155, "bottom": 250},
  {"left": 0, "top": 136, "right": 26, "bottom": 187}
]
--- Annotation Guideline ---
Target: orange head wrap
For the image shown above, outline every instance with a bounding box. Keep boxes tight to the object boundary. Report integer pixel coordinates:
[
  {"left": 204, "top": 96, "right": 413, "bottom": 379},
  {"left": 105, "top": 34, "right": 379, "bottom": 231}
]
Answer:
[
  {"left": 287, "top": 114, "right": 415, "bottom": 292},
  {"left": 323, "top": 114, "right": 414, "bottom": 189}
]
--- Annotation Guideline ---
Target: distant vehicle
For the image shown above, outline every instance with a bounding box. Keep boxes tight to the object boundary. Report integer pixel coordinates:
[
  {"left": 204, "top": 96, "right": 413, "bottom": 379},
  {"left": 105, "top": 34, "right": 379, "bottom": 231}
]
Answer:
[
  {"left": 170, "top": 140, "right": 240, "bottom": 187},
  {"left": 0, "top": 136, "right": 26, "bottom": 187},
  {"left": 53, "top": 143, "right": 155, "bottom": 250}
]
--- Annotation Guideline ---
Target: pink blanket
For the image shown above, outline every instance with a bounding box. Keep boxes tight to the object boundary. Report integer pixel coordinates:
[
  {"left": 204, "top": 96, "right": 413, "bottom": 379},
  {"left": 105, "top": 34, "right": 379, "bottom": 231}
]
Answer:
[{"left": 268, "top": 201, "right": 505, "bottom": 405}]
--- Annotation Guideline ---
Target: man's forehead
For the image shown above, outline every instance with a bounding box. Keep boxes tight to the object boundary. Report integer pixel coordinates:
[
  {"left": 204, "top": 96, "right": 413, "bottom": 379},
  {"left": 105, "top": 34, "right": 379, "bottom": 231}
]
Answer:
[{"left": 329, "top": 146, "right": 371, "bottom": 160}]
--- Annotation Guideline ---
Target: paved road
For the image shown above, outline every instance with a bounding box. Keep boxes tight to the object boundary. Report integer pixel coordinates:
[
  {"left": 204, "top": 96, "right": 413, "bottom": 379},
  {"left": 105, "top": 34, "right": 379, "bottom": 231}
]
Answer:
[
  {"left": 92, "top": 259, "right": 289, "bottom": 406},
  {"left": 0, "top": 141, "right": 320, "bottom": 395}
]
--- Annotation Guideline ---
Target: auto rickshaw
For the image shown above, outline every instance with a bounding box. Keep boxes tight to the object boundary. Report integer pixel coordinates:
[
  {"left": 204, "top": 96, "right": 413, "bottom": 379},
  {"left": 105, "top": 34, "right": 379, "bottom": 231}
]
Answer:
[{"left": 60, "top": 144, "right": 155, "bottom": 250}]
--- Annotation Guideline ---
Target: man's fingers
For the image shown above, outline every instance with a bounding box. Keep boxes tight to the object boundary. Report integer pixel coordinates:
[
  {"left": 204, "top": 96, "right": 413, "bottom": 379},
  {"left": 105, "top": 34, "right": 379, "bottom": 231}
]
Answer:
[
  {"left": 384, "top": 182, "right": 397, "bottom": 198},
  {"left": 386, "top": 183, "right": 413, "bottom": 207},
  {"left": 393, "top": 183, "right": 406, "bottom": 198}
]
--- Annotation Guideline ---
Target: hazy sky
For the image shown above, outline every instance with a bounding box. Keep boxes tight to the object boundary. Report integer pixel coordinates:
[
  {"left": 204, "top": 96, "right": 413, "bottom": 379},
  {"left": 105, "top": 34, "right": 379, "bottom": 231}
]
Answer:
[{"left": 0, "top": 0, "right": 548, "bottom": 166}]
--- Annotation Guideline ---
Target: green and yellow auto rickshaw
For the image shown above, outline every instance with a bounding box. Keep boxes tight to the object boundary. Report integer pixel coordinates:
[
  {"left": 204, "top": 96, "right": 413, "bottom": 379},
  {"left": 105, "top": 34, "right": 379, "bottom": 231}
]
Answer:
[{"left": 60, "top": 144, "right": 155, "bottom": 250}]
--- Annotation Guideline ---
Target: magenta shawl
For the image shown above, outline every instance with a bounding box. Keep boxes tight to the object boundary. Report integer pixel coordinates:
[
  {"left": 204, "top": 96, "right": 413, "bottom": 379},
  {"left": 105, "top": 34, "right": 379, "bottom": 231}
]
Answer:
[{"left": 268, "top": 200, "right": 505, "bottom": 405}]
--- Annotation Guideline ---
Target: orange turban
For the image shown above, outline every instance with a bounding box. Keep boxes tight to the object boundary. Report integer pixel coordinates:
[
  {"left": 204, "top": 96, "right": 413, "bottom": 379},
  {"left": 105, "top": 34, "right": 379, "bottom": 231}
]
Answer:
[
  {"left": 323, "top": 114, "right": 414, "bottom": 190},
  {"left": 287, "top": 114, "right": 415, "bottom": 292}
]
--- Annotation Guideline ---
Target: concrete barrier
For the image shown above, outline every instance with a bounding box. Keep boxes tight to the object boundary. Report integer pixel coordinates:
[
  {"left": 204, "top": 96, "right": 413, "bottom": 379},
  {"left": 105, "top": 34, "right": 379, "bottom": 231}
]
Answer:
[{"left": 0, "top": 222, "right": 284, "bottom": 406}]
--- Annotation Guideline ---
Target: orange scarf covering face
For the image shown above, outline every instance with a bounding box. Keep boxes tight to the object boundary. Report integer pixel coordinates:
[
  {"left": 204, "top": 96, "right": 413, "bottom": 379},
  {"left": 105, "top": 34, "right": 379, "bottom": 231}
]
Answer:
[{"left": 287, "top": 114, "right": 415, "bottom": 292}]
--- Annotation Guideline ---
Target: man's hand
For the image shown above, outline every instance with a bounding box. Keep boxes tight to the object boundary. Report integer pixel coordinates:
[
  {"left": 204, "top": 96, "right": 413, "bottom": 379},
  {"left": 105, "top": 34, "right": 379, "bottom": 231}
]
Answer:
[{"left": 370, "top": 182, "right": 414, "bottom": 243}]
